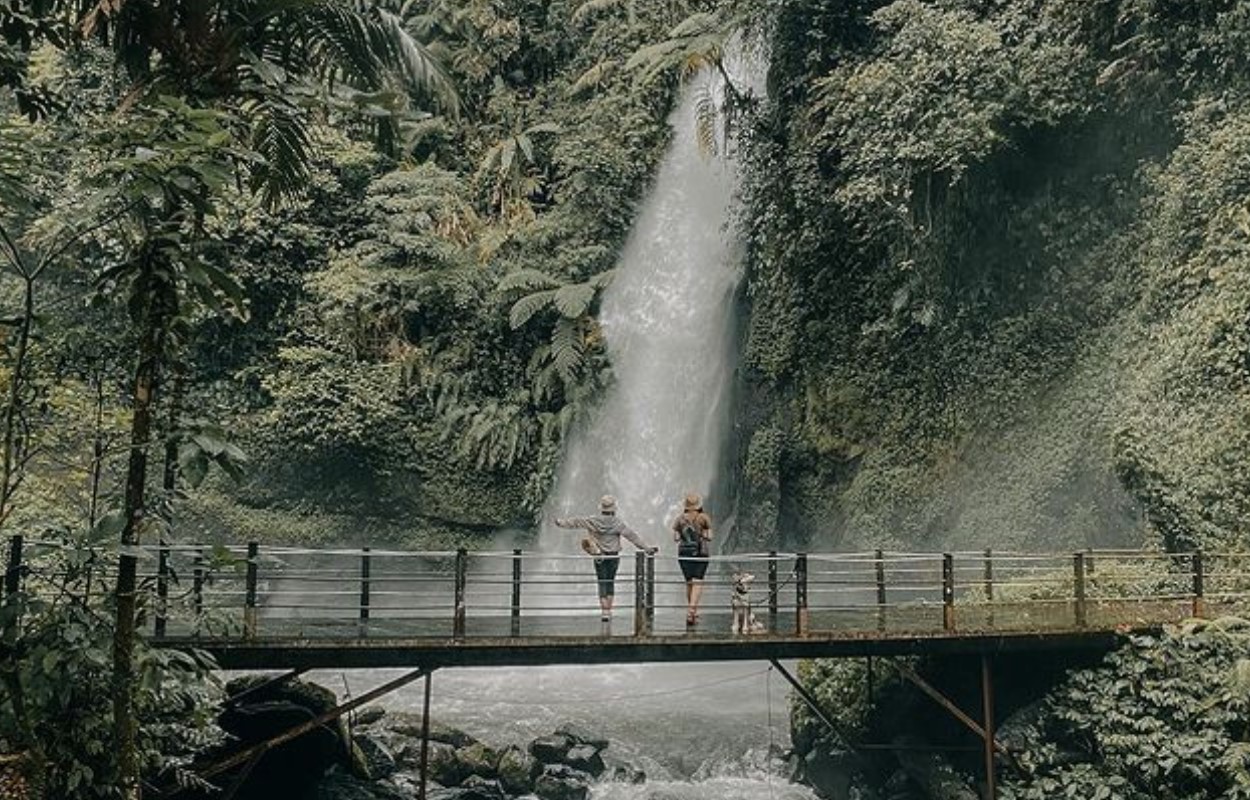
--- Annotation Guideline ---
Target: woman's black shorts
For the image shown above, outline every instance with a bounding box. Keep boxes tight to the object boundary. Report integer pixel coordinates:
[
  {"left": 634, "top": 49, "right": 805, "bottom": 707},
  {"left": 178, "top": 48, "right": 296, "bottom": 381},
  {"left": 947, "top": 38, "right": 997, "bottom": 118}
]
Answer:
[{"left": 679, "top": 555, "right": 708, "bottom": 581}]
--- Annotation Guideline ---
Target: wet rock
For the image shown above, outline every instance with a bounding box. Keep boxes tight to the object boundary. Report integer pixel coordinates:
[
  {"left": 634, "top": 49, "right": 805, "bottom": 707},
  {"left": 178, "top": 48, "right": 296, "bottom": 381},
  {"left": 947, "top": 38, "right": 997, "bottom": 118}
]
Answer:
[
  {"left": 459, "top": 775, "right": 506, "bottom": 800},
  {"left": 534, "top": 764, "right": 591, "bottom": 800},
  {"left": 496, "top": 745, "right": 539, "bottom": 795},
  {"left": 355, "top": 735, "right": 397, "bottom": 780},
  {"left": 529, "top": 734, "right": 574, "bottom": 765},
  {"left": 311, "top": 769, "right": 410, "bottom": 800},
  {"left": 356, "top": 708, "right": 387, "bottom": 727},
  {"left": 385, "top": 713, "right": 479, "bottom": 749},
  {"left": 456, "top": 742, "right": 500, "bottom": 779},
  {"left": 803, "top": 748, "right": 856, "bottom": 800},
  {"left": 384, "top": 771, "right": 438, "bottom": 798},
  {"left": 608, "top": 764, "right": 646, "bottom": 784},
  {"left": 563, "top": 745, "right": 605, "bottom": 777},
  {"left": 554, "top": 723, "right": 609, "bottom": 750},
  {"left": 428, "top": 741, "right": 467, "bottom": 787}
]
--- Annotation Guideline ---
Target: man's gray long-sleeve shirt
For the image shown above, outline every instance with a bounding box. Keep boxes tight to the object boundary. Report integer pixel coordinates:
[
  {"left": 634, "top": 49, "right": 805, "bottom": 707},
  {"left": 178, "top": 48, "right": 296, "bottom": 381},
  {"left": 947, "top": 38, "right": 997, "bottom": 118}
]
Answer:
[{"left": 555, "top": 514, "right": 649, "bottom": 555}]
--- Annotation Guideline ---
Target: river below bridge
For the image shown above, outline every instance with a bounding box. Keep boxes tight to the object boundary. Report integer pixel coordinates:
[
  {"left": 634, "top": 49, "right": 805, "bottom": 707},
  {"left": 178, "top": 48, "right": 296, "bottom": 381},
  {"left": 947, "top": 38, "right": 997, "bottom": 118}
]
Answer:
[{"left": 313, "top": 662, "right": 818, "bottom": 800}]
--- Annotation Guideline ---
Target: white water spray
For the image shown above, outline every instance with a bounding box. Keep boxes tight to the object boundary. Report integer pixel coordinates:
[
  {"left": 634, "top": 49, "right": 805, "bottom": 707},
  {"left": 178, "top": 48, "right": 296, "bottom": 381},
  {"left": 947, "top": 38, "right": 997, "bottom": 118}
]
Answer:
[{"left": 545, "top": 52, "right": 762, "bottom": 544}]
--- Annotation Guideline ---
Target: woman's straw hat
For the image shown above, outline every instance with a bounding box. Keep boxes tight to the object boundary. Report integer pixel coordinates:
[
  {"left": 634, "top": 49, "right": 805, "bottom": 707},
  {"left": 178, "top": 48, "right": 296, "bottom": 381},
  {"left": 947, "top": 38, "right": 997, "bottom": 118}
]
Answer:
[
  {"left": 684, "top": 492, "right": 702, "bottom": 511},
  {"left": 600, "top": 494, "right": 618, "bottom": 514}
]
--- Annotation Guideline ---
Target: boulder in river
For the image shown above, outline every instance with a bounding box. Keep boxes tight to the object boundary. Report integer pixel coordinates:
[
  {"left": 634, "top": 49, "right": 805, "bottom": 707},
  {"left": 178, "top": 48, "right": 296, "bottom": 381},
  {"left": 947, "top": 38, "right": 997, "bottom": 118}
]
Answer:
[
  {"left": 529, "top": 734, "right": 573, "bottom": 765},
  {"left": 534, "top": 764, "right": 591, "bottom": 800},
  {"left": 563, "top": 744, "right": 605, "bottom": 777},
  {"left": 554, "top": 723, "right": 609, "bottom": 750},
  {"left": 496, "top": 744, "right": 539, "bottom": 795},
  {"left": 455, "top": 742, "right": 500, "bottom": 780},
  {"left": 355, "top": 735, "right": 397, "bottom": 780}
]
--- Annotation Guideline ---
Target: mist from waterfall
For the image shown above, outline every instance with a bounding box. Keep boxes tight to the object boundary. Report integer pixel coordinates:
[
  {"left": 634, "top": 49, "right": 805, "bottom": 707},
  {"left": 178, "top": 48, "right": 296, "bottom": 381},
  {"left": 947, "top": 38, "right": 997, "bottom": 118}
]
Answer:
[{"left": 543, "top": 52, "right": 761, "bottom": 546}]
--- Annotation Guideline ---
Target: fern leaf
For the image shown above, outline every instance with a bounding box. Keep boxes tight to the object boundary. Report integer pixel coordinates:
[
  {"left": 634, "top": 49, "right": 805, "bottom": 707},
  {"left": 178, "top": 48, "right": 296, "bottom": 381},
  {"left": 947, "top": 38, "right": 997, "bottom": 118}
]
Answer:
[
  {"left": 551, "top": 317, "right": 585, "bottom": 383},
  {"left": 553, "top": 282, "right": 596, "bottom": 318},
  {"left": 509, "top": 289, "right": 557, "bottom": 328},
  {"left": 572, "top": 0, "right": 625, "bottom": 25},
  {"left": 498, "top": 269, "right": 562, "bottom": 294},
  {"left": 567, "top": 60, "right": 616, "bottom": 98}
]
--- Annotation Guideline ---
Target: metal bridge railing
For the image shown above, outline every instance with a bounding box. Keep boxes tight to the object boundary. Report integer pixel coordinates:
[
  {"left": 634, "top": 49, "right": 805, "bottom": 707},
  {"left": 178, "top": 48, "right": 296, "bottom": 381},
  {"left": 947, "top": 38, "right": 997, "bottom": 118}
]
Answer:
[{"left": 2, "top": 536, "right": 1240, "bottom": 642}]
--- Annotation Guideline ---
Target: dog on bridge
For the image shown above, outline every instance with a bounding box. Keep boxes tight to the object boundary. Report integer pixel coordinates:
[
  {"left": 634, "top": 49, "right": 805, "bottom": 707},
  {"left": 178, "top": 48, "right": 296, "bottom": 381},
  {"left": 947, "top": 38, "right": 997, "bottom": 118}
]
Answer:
[{"left": 730, "top": 571, "right": 766, "bottom": 635}]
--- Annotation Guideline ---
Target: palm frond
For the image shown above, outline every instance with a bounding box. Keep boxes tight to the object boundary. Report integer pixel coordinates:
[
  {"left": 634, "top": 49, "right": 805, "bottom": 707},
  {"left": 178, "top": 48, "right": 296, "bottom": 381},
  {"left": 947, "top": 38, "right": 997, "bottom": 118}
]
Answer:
[{"left": 245, "top": 95, "right": 312, "bottom": 207}]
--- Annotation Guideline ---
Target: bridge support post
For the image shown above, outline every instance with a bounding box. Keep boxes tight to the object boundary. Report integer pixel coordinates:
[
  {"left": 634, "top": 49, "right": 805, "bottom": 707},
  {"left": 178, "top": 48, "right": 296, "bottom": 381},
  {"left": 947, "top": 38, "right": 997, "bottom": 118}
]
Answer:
[
  {"left": 453, "top": 549, "right": 467, "bottom": 640},
  {"left": 244, "top": 541, "right": 259, "bottom": 639},
  {"left": 155, "top": 541, "right": 169, "bottom": 638},
  {"left": 419, "top": 671, "right": 432, "bottom": 800},
  {"left": 795, "top": 554, "right": 809, "bottom": 636},
  {"left": 1192, "top": 550, "right": 1205, "bottom": 619},
  {"left": 511, "top": 549, "right": 522, "bottom": 636},
  {"left": 1073, "top": 552, "right": 1088, "bottom": 628},
  {"left": 981, "top": 655, "right": 997, "bottom": 800},
  {"left": 768, "top": 551, "right": 778, "bottom": 632},
  {"left": 983, "top": 549, "right": 994, "bottom": 629},
  {"left": 875, "top": 549, "right": 887, "bottom": 632},
  {"left": 942, "top": 554, "right": 955, "bottom": 632},
  {"left": 359, "top": 547, "right": 371, "bottom": 631}
]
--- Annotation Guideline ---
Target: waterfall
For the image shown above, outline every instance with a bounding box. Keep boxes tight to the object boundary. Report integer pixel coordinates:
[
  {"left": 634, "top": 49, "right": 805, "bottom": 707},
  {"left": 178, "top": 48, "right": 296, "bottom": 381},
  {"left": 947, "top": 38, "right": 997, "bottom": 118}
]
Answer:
[{"left": 544, "top": 51, "right": 761, "bottom": 545}]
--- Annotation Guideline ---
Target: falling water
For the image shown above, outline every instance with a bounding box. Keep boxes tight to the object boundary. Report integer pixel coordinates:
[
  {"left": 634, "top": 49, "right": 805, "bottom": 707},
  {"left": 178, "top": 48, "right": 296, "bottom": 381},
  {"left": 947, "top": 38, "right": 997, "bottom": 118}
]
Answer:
[{"left": 544, "top": 52, "right": 759, "bottom": 542}]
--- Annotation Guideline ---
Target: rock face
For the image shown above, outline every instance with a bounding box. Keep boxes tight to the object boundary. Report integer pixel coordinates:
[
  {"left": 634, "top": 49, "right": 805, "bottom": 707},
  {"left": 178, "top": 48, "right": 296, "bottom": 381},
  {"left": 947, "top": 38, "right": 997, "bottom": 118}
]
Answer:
[
  {"left": 534, "top": 764, "right": 592, "bottom": 800},
  {"left": 211, "top": 676, "right": 355, "bottom": 800}
]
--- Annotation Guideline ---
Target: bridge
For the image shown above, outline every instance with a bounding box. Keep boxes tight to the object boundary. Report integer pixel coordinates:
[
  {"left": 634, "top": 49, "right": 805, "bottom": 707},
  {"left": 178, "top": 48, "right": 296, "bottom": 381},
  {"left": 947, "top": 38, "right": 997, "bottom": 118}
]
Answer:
[
  {"left": 4, "top": 538, "right": 1228, "bottom": 669},
  {"left": 6, "top": 538, "right": 1238, "bottom": 800}
]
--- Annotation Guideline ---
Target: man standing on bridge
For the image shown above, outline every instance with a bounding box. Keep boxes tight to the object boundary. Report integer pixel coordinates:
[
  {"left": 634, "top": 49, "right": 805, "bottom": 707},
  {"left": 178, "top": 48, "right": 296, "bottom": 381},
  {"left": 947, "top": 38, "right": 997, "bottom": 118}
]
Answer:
[{"left": 555, "top": 495, "right": 657, "bottom": 622}]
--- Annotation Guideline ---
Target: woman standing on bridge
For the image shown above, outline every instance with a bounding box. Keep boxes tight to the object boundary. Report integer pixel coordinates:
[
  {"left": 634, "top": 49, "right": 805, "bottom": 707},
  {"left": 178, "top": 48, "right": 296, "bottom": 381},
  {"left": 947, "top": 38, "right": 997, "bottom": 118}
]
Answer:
[
  {"left": 555, "top": 495, "right": 657, "bottom": 622},
  {"left": 673, "top": 493, "right": 713, "bottom": 626}
]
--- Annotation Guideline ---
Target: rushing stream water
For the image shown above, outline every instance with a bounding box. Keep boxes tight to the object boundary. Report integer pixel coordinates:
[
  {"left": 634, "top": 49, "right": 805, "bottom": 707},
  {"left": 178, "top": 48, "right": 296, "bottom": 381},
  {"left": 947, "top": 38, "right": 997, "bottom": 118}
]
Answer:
[{"left": 298, "top": 48, "right": 814, "bottom": 800}]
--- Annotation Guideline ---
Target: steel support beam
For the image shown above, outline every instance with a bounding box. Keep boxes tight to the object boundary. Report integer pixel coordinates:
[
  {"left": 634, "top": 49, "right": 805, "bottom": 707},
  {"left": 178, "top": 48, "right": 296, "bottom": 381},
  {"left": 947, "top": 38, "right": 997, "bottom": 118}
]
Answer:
[
  {"left": 892, "top": 662, "right": 1010, "bottom": 758},
  {"left": 982, "top": 655, "right": 997, "bottom": 800}
]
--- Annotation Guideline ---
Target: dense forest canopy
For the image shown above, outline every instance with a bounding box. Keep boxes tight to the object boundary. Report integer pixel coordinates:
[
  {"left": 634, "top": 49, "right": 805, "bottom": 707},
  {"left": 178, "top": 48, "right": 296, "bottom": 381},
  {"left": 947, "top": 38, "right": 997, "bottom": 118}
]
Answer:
[{"left": 3, "top": 0, "right": 1250, "bottom": 797}]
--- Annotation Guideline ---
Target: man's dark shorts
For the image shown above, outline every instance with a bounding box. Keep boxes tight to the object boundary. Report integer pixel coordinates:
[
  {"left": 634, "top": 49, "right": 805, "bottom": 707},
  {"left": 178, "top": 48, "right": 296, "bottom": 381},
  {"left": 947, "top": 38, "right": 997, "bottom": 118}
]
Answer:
[{"left": 594, "top": 556, "right": 620, "bottom": 597}]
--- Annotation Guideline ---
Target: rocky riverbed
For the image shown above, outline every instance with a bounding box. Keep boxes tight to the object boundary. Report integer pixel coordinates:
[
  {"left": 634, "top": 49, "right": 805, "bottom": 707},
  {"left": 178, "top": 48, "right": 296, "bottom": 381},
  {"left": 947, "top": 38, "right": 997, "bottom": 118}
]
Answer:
[{"left": 208, "top": 676, "right": 649, "bottom": 800}]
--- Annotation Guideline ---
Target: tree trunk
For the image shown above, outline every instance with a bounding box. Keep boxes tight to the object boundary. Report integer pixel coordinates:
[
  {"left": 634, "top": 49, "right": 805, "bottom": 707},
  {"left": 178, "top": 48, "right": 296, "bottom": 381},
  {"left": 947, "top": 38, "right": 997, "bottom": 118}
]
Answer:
[
  {"left": 0, "top": 274, "right": 34, "bottom": 528},
  {"left": 112, "top": 291, "right": 164, "bottom": 800}
]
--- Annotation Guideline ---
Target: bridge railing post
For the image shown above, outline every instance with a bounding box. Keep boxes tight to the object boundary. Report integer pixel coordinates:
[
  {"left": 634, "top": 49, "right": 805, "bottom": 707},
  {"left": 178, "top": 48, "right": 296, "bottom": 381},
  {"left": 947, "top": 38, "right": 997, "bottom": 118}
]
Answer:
[
  {"left": 942, "top": 553, "right": 955, "bottom": 632},
  {"left": 768, "top": 550, "right": 778, "bottom": 632},
  {"left": 453, "top": 549, "right": 467, "bottom": 640},
  {"left": 634, "top": 552, "right": 646, "bottom": 637},
  {"left": 1073, "top": 552, "right": 1087, "bottom": 628},
  {"left": 244, "top": 541, "right": 259, "bottom": 639},
  {"left": 875, "top": 549, "right": 887, "bottom": 632},
  {"left": 511, "top": 548, "right": 522, "bottom": 637},
  {"left": 983, "top": 548, "right": 994, "bottom": 629},
  {"left": 645, "top": 552, "right": 655, "bottom": 630},
  {"left": 1191, "top": 550, "right": 1205, "bottom": 619},
  {"left": 359, "top": 547, "right": 371, "bottom": 630},
  {"left": 155, "top": 541, "right": 169, "bottom": 638},
  {"left": 795, "top": 553, "right": 809, "bottom": 636},
  {"left": 192, "top": 547, "right": 204, "bottom": 637}
]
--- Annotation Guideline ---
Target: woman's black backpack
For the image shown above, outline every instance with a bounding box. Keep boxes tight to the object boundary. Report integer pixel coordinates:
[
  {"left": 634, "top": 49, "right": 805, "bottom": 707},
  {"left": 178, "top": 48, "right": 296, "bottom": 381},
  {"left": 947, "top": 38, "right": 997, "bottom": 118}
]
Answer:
[{"left": 677, "top": 515, "right": 703, "bottom": 558}]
